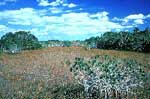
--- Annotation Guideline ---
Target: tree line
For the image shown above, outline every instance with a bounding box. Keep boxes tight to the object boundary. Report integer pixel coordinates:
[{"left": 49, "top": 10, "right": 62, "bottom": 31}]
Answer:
[
  {"left": 0, "top": 27, "right": 149, "bottom": 53},
  {"left": 85, "top": 27, "right": 150, "bottom": 52}
]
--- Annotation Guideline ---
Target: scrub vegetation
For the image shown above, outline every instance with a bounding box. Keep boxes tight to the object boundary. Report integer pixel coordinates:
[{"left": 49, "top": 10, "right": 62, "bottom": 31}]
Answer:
[
  {"left": 0, "top": 47, "right": 149, "bottom": 99},
  {"left": 0, "top": 27, "right": 149, "bottom": 99}
]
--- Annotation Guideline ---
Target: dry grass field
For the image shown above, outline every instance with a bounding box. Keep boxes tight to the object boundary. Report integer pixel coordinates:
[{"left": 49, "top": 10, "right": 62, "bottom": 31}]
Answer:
[{"left": 0, "top": 47, "right": 149, "bottom": 98}]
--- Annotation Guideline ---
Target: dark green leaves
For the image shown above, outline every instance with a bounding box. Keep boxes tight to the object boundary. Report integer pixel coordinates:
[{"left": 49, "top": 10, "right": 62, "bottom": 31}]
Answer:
[{"left": 0, "top": 31, "right": 42, "bottom": 53}]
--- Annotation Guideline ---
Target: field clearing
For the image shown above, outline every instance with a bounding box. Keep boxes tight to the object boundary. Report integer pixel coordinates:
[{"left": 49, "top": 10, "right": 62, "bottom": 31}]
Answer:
[{"left": 0, "top": 47, "right": 149, "bottom": 98}]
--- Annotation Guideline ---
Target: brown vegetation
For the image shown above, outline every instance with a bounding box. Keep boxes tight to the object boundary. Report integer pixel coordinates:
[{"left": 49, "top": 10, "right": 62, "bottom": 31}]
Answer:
[{"left": 0, "top": 47, "right": 149, "bottom": 98}]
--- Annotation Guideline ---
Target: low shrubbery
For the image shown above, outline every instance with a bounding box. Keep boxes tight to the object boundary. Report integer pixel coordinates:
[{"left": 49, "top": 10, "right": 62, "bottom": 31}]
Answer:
[
  {"left": 50, "top": 83, "right": 85, "bottom": 99},
  {"left": 70, "top": 55, "right": 147, "bottom": 99}
]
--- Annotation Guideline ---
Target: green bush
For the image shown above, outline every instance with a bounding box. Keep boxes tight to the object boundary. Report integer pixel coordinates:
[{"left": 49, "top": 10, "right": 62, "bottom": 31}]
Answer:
[
  {"left": 70, "top": 55, "right": 147, "bottom": 99},
  {"left": 50, "top": 84, "right": 85, "bottom": 99}
]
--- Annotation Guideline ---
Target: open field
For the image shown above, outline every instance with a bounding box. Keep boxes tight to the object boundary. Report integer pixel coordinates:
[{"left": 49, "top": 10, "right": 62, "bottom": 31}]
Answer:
[{"left": 0, "top": 47, "right": 150, "bottom": 98}]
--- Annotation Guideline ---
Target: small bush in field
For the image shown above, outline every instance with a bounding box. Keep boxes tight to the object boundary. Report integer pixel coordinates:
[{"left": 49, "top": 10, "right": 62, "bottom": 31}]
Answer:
[
  {"left": 70, "top": 55, "right": 146, "bottom": 98},
  {"left": 50, "top": 84, "right": 85, "bottom": 99}
]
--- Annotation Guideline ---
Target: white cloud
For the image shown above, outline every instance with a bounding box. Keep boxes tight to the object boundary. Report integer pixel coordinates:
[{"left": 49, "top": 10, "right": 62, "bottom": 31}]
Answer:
[
  {"left": 89, "top": 11, "right": 109, "bottom": 21},
  {"left": 125, "top": 14, "right": 144, "bottom": 19},
  {"left": 49, "top": 7, "right": 63, "bottom": 13},
  {"left": 145, "top": 14, "right": 150, "bottom": 18},
  {"left": 0, "top": 8, "right": 147, "bottom": 40},
  {"left": 134, "top": 19, "right": 144, "bottom": 24},
  {"left": 0, "top": 0, "right": 17, "bottom": 6},
  {"left": 37, "top": 0, "right": 50, "bottom": 6},
  {"left": 31, "top": 28, "right": 49, "bottom": 36},
  {"left": 39, "top": 11, "right": 129, "bottom": 36},
  {"left": 37, "top": 0, "right": 77, "bottom": 8},
  {"left": 124, "top": 14, "right": 150, "bottom": 25},
  {"left": 113, "top": 13, "right": 150, "bottom": 25},
  {"left": 0, "top": 25, "right": 8, "bottom": 31},
  {"left": 37, "top": 0, "right": 63, "bottom": 7},
  {"left": 49, "top": 0, "right": 64, "bottom": 7},
  {"left": 0, "top": 8, "right": 45, "bottom": 26},
  {"left": 67, "top": 3, "right": 77, "bottom": 8}
]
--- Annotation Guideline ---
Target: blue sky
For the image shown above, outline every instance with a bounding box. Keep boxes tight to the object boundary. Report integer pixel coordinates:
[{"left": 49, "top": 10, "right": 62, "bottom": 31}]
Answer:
[{"left": 0, "top": 0, "right": 150, "bottom": 41}]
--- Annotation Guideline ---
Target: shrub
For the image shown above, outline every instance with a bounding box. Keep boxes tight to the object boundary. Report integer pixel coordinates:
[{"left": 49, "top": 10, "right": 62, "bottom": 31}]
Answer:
[
  {"left": 70, "top": 55, "right": 146, "bottom": 99},
  {"left": 50, "top": 83, "right": 85, "bottom": 99}
]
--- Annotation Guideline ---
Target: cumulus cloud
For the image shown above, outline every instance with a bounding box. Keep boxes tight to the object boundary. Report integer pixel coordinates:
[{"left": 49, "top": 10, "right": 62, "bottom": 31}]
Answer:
[
  {"left": 49, "top": 0, "right": 64, "bottom": 6},
  {"left": 37, "top": 0, "right": 77, "bottom": 8},
  {"left": 113, "top": 13, "right": 150, "bottom": 25},
  {"left": 0, "top": 8, "right": 46, "bottom": 26},
  {"left": 37, "top": 0, "right": 50, "bottom": 6},
  {"left": 0, "top": 0, "right": 17, "bottom": 6},
  {"left": 134, "top": 19, "right": 144, "bottom": 24},
  {"left": 0, "top": 7, "right": 149, "bottom": 40},
  {"left": 125, "top": 14, "right": 144, "bottom": 19},
  {"left": 123, "top": 14, "right": 145, "bottom": 25},
  {"left": 67, "top": 3, "right": 77, "bottom": 8},
  {"left": 0, "top": 8, "right": 135, "bottom": 39}
]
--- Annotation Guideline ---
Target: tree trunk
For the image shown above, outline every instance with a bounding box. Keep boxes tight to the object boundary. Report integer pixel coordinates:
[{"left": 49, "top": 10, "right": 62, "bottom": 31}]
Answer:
[{"left": 105, "top": 90, "right": 107, "bottom": 99}]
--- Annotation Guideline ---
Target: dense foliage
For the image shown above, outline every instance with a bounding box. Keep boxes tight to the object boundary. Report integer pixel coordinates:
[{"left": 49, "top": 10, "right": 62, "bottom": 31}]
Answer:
[
  {"left": 0, "top": 27, "right": 149, "bottom": 53},
  {"left": 85, "top": 37, "right": 100, "bottom": 48},
  {"left": 40, "top": 40, "right": 86, "bottom": 48},
  {"left": 85, "top": 27, "right": 150, "bottom": 52},
  {"left": 70, "top": 55, "right": 147, "bottom": 98},
  {"left": 0, "top": 31, "right": 41, "bottom": 53}
]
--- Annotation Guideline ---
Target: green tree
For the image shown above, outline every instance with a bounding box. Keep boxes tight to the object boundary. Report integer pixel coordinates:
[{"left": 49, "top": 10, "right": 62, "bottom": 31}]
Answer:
[
  {"left": 141, "top": 27, "right": 150, "bottom": 52},
  {"left": 0, "top": 31, "right": 41, "bottom": 53},
  {"left": 96, "top": 27, "right": 150, "bottom": 52},
  {"left": 63, "top": 41, "right": 71, "bottom": 47},
  {"left": 97, "top": 32, "right": 120, "bottom": 49},
  {"left": 85, "top": 36, "right": 100, "bottom": 48}
]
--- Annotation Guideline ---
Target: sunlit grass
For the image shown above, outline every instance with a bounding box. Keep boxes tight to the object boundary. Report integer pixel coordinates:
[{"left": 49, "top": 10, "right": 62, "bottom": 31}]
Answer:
[{"left": 0, "top": 47, "right": 149, "bottom": 98}]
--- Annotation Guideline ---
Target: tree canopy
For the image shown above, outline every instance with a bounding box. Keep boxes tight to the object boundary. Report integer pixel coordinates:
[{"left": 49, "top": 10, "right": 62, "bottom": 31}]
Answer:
[
  {"left": 0, "top": 31, "right": 41, "bottom": 53},
  {"left": 85, "top": 27, "right": 150, "bottom": 52}
]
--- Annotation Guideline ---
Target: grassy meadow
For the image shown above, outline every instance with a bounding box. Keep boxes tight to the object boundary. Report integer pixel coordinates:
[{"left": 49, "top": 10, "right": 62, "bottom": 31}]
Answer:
[{"left": 0, "top": 47, "right": 149, "bottom": 99}]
